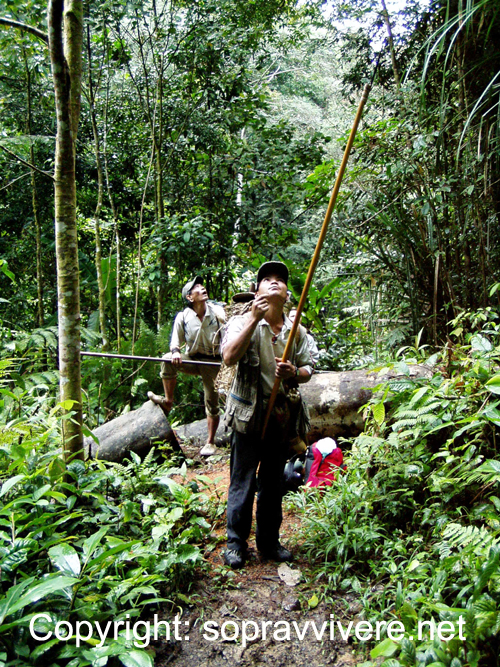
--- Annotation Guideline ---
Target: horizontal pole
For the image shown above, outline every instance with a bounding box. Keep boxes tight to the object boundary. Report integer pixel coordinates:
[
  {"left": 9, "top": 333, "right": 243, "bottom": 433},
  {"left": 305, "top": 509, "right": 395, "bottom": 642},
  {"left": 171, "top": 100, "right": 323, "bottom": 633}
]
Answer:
[{"left": 81, "top": 351, "right": 221, "bottom": 367}]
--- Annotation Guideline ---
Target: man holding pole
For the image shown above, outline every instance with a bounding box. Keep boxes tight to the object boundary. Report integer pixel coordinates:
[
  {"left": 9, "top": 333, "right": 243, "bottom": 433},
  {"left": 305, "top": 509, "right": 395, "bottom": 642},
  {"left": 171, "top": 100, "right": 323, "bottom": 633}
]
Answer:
[
  {"left": 222, "top": 261, "right": 313, "bottom": 568},
  {"left": 148, "top": 276, "right": 225, "bottom": 457}
]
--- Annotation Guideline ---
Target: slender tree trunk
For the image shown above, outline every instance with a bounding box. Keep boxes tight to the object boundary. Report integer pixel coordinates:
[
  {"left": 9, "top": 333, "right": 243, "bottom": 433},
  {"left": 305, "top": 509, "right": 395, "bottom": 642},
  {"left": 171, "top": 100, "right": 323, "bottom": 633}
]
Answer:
[
  {"left": 132, "top": 144, "right": 155, "bottom": 350},
  {"left": 456, "top": 2, "right": 469, "bottom": 119},
  {"left": 24, "top": 54, "right": 44, "bottom": 327},
  {"left": 86, "top": 25, "right": 108, "bottom": 351},
  {"left": 130, "top": 13, "right": 167, "bottom": 330},
  {"left": 48, "top": 0, "right": 84, "bottom": 459},
  {"left": 156, "top": 66, "right": 166, "bottom": 329},
  {"left": 233, "top": 127, "right": 245, "bottom": 252},
  {"left": 103, "top": 46, "right": 121, "bottom": 351},
  {"left": 115, "top": 225, "right": 121, "bottom": 349},
  {"left": 380, "top": 0, "right": 401, "bottom": 91}
]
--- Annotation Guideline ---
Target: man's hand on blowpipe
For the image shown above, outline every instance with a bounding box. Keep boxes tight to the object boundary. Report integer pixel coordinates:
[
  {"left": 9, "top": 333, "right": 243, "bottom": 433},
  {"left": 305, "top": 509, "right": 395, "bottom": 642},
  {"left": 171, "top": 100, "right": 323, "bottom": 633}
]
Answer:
[{"left": 275, "top": 358, "right": 297, "bottom": 380}]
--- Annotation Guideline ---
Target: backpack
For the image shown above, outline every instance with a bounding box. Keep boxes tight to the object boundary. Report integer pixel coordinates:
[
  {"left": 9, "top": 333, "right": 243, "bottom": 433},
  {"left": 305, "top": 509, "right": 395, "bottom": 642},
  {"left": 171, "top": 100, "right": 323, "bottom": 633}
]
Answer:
[
  {"left": 304, "top": 438, "right": 344, "bottom": 488},
  {"left": 282, "top": 437, "right": 345, "bottom": 494}
]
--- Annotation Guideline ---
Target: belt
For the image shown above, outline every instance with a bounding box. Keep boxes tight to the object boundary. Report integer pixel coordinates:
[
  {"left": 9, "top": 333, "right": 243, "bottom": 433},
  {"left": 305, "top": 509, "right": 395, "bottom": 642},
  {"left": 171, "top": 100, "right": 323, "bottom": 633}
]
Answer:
[{"left": 191, "top": 353, "right": 222, "bottom": 361}]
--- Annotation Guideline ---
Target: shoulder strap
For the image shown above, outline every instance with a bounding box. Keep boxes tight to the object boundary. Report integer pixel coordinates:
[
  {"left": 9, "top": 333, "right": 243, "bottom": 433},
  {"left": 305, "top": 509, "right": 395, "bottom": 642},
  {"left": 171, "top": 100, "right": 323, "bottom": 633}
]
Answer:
[
  {"left": 295, "top": 323, "right": 307, "bottom": 344},
  {"left": 212, "top": 303, "right": 225, "bottom": 329}
]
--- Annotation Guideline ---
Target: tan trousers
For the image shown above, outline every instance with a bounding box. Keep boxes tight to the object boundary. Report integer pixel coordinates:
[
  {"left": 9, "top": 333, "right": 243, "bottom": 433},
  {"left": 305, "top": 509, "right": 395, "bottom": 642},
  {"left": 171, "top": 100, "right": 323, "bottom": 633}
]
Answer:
[{"left": 160, "top": 353, "right": 220, "bottom": 417}]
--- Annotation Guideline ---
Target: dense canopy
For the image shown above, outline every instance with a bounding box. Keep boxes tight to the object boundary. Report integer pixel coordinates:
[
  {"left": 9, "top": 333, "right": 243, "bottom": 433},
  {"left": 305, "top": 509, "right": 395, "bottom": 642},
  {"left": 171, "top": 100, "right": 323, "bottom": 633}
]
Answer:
[{"left": 0, "top": 1, "right": 499, "bottom": 665}]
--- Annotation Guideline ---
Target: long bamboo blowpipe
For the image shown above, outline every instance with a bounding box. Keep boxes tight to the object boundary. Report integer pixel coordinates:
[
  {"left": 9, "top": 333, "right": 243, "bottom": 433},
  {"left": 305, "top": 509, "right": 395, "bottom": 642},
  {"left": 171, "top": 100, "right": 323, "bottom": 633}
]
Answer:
[
  {"left": 261, "top": 83, "right": 372, "bottom": 438},
  {"left": 81, "top": 351, "right": 220, "bottom": 366}
]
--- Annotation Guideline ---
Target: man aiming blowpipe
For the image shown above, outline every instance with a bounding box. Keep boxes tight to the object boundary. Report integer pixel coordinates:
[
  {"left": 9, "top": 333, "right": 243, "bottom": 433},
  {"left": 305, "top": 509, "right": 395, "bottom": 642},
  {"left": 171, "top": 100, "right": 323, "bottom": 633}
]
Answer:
[
  {"left": 222, "top": 80, "right": 373, "bottom": 568},
  {"left": 222, "top": 261, "right": 314, "bottom": 568}
]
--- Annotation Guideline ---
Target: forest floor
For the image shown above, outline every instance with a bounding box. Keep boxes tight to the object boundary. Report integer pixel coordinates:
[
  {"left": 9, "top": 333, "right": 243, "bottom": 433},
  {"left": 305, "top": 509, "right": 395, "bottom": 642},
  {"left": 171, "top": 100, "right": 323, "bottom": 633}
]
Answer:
[{"left": 152, "top": 442, "right": 365, "bottom": 667}]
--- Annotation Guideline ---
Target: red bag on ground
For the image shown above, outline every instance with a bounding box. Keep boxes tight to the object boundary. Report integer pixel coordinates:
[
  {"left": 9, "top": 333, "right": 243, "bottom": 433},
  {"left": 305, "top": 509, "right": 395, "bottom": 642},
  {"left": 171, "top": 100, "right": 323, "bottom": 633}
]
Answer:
[{"left": 305, "top": 438, "right": 344, "bottom": 488}]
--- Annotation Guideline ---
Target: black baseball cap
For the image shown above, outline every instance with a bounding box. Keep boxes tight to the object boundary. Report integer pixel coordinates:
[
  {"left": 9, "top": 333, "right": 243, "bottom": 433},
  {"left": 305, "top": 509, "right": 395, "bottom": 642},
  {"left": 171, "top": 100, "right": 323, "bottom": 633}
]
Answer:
[
  {"left": 257, "top": 261, "right": 289, "bottom": 285},
  {"left": 182, "top": 276, "right": 203, "bottom": 300}
]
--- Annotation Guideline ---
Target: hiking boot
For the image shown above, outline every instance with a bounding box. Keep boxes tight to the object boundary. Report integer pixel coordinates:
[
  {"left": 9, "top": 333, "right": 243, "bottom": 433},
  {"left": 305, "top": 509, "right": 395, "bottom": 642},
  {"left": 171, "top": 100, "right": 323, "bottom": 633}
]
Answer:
[
  {"left": 223, "top": 549, "right": 246, "bottom": 569},
  {"left": 259, "top": 544, "right": 293, "bottom": 562},
  {"left": 199, "top": 443, "right": 217, "bottom": 457}
]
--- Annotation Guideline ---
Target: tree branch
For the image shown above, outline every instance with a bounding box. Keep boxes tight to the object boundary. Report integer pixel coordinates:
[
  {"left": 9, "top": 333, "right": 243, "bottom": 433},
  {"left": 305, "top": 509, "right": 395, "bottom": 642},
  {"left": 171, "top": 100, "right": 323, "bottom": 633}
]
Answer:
[
  {"left": 0, "top": 171, "right": 31, "bottom": 191},
  {"left": 0, "top": 144, "right": 54, "bottom": 180},
  {"left": 0, "top": 17, "right": 48, "bottom": 44}
]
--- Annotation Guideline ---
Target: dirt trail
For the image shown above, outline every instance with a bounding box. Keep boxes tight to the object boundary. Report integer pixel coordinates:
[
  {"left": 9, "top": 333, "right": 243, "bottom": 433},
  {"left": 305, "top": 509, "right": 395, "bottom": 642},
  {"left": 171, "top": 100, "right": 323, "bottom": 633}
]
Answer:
[{"left": 154, "top": 445, "right": 363, "bottom": 667}]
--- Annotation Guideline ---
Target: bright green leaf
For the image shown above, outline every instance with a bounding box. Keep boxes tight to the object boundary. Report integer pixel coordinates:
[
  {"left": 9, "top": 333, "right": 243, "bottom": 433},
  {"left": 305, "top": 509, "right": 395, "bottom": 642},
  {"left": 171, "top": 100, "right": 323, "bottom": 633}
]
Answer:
[
  {"left": 370, "top": 639, "right": 399, "bottom": 659},
  {"left": 83, "top": 527, "right": 108, "bottom": 563},
  {"left": 308, "top": 594, "right": 319, "bottom": 609},
  {"left": 8, "top": 576, "right": 78, "bottom": 616},
  {"left": 372, "top": 402, "right": 385, "bottom": 426},
  {"left": 119, "top": 650, "right": 154, "bottom": 667},
  {"left": 0, "top": 475, "right": 25, "bottom": 498},
  {"left": 49, "top": 544, "right": 81, "bottom": 577},
  {"left": 485, "top": 375, "right": 500, "bottom": 395}
]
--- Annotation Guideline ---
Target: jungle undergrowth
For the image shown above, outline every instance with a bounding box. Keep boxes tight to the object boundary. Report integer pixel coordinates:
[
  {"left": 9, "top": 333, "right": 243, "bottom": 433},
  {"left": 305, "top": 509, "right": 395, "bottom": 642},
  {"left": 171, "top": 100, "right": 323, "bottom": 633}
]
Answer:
[
  {"left": 290, "top": 309, "right": 500, "bottom": 667},
  {"left": 0, "top": 413, "right": 224, "bottom": 667}
]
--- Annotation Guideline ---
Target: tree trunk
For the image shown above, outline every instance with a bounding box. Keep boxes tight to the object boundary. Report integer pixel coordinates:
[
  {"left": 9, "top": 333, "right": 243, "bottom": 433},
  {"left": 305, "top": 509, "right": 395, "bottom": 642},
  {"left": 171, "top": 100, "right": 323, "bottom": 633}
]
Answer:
[
  {"left": 24, "top": 53, "right": 44, "bottom": 327},
  {"left": 302, "top": 366, "right": 432, "bottom": 440},
  {"left": 175, "top": 418, "right": 230, "bottom": 447},
  {"left": 82, "top": 366, "right": 433, "bottom": 462},
  {"left": 86, "top": 25, "right": 109, "bottom": 351},
  {"left": 155, "top": 59, "right": 166, "bottom": 330},
  {"left": 103, "top": 46, "right": 121, "bottom": 351},
  {"left": 48, "top": 0, "right": 84, "bottom": 459},
  {"left": 176, "top": 366, "right": 434, "bottom": 446},
  {"left": 380, "top": 0, "right": 401, "bottom": 91}
]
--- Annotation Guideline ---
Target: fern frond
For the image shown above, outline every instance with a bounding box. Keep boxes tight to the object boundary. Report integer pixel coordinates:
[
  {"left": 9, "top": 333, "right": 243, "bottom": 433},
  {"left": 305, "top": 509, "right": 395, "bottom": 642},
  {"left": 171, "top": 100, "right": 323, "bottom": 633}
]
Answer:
[
  {"left": 142, "top": 447, "right": 156, "bottom": 468},
  {"left": 109, "top": 461, "right": 129, "bottom": 475},
  {"left": 81, "top": 326, "right": 101, "bottom": 344},
  {"left": 439, "top": 523, "right": 498, "bottom": 558},
  {"left": 474, "top": 545, "right": 500, "bottom": 599},
  {"left": 415, "top": 414, "right": 440, "bottom": 425},
  {"left": 134, "top": 322, "right": 156, "bottom": 357},
  {"left": 0, "top": 359, "right": 14, "bottom": 386},
  {"left": 439, "top": 542, "right": 452, "bottom": 559},
  {"left": 20, "top": 327, "right": 58, "bottom": 352},
  {"left": 25, "top": 370, "right": 59, "bottom": 391},
  {"left": 388, "top": 379, "right": 418, "bottom": 392},
  {"left": 473, "top": 593, "right": 497, "bottom": 613},
  {"left": 415, "top": 401, "right": 443, "bottom": 415},
  {"left": 393, "top": 417, "right": 418, "bottom": 428},
  {"left": 394, "top": 408, "right": 419, "bottom": 420},
  {"left": 464, "top": 460, "right": 500, "bottom": 486},
  {"left": 396, "top": 427, "right": 423, "bottom": 440}
]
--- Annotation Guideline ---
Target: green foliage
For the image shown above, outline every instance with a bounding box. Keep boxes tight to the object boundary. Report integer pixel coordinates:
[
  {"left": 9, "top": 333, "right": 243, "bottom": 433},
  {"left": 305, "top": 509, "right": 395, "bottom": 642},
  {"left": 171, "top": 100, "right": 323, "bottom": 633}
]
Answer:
[
  {"left": 294, "top": 312, "right": 500, "bottom": 665},
  {"left": 0, "top": 413, "right": 218, "bottom": 666}
]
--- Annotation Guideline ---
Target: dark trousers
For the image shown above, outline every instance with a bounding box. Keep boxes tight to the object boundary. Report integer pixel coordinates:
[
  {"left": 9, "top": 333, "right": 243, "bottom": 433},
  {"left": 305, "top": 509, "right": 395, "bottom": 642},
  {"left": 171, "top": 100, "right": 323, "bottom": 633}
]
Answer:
[{"left": 226, "top": 421, "right": 288, "bottom": 553}]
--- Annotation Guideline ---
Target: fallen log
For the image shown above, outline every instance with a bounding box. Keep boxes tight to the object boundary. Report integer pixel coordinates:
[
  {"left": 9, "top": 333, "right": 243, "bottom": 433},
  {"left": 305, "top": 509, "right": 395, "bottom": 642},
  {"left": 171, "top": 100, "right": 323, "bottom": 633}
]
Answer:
[
  {"left": 174, "top": 419, "right": 230, "bottom": 448},
  {"left": 84, "top": 366, "right": 433, "bottom": 460},
  {"left": 302, "top": 365, "right": 433, "bottom": 440},
  {"left": 84, "top": 400, "right": 181, "bottom": 462},
  {"left": 176, "top": 365, "right": 434, "bottom": 445}
]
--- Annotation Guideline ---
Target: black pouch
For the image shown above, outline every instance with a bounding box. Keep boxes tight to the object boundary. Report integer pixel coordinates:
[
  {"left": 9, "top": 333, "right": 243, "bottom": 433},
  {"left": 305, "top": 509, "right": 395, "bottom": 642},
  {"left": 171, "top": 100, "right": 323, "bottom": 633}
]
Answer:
[
  {"left": 283, "top": 453, "right": 306, "bottom": 493},
  {"left": 304, "top": 445, "right": 315, "bottom": 484}
]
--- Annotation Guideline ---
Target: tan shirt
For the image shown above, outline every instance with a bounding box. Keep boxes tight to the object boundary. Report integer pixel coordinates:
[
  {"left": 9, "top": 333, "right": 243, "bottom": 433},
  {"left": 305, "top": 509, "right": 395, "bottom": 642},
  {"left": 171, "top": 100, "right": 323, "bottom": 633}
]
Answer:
[
  {"left": 170, "top": 303, "right": 226, "bottom": 357},
  {"left": 222, "top": 314, "right": 313, "bottom": 396}
]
